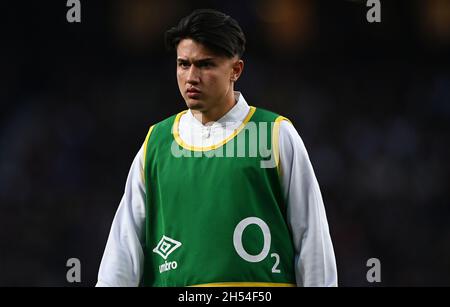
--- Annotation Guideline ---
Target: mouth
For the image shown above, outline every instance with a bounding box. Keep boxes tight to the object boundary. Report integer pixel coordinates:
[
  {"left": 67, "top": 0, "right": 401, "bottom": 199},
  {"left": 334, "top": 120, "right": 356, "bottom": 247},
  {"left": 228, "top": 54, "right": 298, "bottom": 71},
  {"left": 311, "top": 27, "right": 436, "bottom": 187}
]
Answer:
[{"left": 186, "top": 87, "right": 201, "bottom": 99}]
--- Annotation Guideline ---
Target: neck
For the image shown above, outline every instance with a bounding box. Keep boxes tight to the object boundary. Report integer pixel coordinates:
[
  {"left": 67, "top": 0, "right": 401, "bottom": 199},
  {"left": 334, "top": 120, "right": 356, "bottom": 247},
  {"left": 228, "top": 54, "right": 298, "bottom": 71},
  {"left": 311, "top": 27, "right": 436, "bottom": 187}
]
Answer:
[{"left": 191, "top": 92, "right": 236, "bottom": 125}]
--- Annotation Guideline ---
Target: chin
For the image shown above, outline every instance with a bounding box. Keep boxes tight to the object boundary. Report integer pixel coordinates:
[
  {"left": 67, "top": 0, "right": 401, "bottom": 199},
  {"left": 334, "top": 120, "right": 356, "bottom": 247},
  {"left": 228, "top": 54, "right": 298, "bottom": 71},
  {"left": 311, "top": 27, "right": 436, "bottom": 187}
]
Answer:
[{"left": 185, "top": 98, "right": 204, "bottom": 110}]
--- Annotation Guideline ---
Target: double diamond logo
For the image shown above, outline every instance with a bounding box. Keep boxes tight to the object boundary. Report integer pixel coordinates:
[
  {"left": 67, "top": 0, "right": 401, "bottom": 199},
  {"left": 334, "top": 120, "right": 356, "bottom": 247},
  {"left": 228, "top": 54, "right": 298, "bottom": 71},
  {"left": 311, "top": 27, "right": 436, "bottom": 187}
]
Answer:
[{"left": 153, "top": 235, "right": 182, "bottom": 260}]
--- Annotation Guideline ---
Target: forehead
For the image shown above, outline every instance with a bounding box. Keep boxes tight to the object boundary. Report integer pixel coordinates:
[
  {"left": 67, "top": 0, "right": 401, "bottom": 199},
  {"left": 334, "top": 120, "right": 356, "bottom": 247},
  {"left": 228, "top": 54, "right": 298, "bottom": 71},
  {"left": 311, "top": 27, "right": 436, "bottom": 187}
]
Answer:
[{"left": 176, "top": 39, "right": 223, "bottom": 60}]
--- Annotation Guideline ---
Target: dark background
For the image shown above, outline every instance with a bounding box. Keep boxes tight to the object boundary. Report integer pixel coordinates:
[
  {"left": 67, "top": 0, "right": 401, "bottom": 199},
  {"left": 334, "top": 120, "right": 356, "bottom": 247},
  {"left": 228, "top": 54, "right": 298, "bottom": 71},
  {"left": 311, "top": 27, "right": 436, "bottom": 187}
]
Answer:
[{"left": 1, "top": 0, "right": 449, "bottom": 286}]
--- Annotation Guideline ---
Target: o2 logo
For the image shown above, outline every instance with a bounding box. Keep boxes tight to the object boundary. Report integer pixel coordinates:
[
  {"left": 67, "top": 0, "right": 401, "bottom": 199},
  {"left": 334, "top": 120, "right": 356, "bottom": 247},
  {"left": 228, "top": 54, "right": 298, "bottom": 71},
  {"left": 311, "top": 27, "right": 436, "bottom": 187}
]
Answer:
[{"left": 233, "top": 217, "right": 281, "bottom": 274}]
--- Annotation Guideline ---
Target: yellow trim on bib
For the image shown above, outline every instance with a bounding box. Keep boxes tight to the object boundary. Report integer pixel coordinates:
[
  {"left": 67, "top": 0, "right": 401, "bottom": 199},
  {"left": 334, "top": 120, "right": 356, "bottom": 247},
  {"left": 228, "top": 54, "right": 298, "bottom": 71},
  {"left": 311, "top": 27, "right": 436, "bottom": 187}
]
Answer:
[
  {"left": 189, "top": 282, "right": 296, "bottom": 287},
  {"left": 142, "top": 125, "right": 155, "bottom": 183},
  {"left": 172, "top": 106, "right": 256, "bottom": 152},
  {"left": 273, "top": 116, "right": 292, "bottom": 176}
]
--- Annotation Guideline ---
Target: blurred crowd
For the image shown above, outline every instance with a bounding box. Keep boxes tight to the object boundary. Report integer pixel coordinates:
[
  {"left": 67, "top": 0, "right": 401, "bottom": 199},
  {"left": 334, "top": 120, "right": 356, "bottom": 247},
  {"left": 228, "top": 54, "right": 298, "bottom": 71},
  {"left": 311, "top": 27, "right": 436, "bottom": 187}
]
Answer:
[{"left": 1, "top": 0, "right": 449, "bottom": 286}]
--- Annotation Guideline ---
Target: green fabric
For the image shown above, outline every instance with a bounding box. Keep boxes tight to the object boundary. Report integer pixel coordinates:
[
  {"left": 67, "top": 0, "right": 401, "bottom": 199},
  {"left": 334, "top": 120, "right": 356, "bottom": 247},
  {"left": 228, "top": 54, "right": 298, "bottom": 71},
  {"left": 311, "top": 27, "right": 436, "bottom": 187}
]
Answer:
[{"left": 142, "top": 107, "right": 296, "bottom": 287}]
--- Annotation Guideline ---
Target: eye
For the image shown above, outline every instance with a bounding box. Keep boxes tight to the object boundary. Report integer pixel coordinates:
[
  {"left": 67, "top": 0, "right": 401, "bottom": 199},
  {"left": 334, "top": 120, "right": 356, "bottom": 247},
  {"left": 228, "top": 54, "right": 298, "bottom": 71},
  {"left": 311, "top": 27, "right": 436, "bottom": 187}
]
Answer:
[
  {"left": 199, "top": 62, "right": 214, "bottom": 68},
  {"left": 178, "top": 62, "right": 190, "bottom": 69}
]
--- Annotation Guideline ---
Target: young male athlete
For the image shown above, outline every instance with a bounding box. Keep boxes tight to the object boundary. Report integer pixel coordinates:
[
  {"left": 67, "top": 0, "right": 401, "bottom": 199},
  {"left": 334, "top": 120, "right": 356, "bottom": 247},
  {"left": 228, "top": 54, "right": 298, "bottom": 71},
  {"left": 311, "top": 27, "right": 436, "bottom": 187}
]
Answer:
[{"left": 97, "top": 9, "right": 337, "bottom": 287}]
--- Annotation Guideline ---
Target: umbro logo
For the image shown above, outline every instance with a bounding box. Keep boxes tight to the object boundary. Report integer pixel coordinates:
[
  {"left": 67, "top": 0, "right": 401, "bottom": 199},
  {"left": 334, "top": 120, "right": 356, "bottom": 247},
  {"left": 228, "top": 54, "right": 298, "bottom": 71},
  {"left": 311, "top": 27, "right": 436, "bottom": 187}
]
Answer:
[{"left": 153, "top": 235, "right": 182, "bottom": 260}]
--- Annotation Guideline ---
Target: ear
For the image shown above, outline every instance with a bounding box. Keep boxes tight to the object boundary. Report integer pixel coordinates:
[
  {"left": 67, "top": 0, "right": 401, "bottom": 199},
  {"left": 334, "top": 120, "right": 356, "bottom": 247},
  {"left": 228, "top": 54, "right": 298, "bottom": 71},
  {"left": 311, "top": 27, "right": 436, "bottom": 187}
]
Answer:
[{"left": 230, "top": 59, "right": 244, "bottom": 82}]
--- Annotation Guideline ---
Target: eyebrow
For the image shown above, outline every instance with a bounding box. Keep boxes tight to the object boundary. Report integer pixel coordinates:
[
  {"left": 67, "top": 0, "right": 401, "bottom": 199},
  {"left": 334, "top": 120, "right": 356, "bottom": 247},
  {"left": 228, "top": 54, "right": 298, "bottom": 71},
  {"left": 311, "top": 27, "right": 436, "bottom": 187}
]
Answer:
[{"left": 177, "top": 57, "right": 216, "bottom": 65}]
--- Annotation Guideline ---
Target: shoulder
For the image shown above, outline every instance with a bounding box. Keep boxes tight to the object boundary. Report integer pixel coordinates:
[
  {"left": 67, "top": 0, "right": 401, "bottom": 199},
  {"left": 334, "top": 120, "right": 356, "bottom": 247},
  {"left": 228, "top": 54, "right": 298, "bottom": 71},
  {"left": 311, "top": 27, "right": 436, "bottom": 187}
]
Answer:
[
  {"left": 253, "top": 107, "right": 293, "bottom": 125},
  {"left": 278, "top": 119, "right": 309, "bottom": 160},
  {"left": 153, "top": 111, "right": 184, "bottom": 130},
  {"left": 143, "top": 110, "right": 186, "bottom": 137},
  {"left": 141, "top": 110, "right": 185, "bottom": 153}
]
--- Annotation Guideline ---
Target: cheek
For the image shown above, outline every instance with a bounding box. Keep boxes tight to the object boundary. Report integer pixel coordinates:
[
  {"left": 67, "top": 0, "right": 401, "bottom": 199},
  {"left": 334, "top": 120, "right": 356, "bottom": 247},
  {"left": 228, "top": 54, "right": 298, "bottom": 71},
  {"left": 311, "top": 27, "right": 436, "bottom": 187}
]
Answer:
[
  {"left": 177, "top": 71, "right": 187, "bottom": 96},
  {"left": 206, "top": 72, "right": 228, "bottom": 89},
  {"left": 177, "top": 70, "right": 185, "bottom": 85},
  {"left": 215, "top": 73, "right": 231, "bottom": 91}
]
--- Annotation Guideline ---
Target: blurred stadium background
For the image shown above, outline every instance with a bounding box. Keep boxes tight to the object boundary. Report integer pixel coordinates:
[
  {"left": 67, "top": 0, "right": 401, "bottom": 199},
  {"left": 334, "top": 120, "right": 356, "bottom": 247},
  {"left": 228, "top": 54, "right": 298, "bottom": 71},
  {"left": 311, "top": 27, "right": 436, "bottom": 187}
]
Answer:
[{"left": 1, "top": 0, "right": 449, "bottom": 286}]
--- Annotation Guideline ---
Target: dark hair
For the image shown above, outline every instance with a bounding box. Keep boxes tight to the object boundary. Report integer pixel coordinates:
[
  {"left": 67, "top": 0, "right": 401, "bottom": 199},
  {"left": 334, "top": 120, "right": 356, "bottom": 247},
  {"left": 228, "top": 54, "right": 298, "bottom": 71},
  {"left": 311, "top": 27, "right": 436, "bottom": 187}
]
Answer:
[{"left": 165, "top": 9, "right": 246, "bottom": 58}]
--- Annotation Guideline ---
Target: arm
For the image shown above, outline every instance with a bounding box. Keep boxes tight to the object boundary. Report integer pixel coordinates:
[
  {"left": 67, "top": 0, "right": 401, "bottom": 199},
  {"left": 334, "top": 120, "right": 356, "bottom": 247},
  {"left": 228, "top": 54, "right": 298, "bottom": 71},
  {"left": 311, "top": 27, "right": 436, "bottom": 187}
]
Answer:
[
  {"left": 96, "top": 145, "right": 146, "bottom": 287},
  {"left": 278, "top": 121, "right": 338, "bottom": 287}
]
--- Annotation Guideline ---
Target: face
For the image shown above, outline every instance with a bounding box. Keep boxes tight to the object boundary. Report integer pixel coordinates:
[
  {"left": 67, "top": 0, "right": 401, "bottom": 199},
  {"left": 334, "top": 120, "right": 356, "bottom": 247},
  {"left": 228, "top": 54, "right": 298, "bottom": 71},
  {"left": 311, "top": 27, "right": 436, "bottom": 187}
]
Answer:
[{"left": 176, "top": 39, "right": 243, "bottom": 112}]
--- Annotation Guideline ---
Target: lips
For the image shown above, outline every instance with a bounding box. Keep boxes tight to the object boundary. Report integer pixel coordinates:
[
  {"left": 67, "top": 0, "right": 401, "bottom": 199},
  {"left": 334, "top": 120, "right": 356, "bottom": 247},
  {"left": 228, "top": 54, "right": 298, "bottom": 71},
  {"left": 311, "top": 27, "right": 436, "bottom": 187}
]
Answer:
[
  {"left": 186, "top": 87, "right": 201, "bottom": 94},
  {"left": 186, "top": 87, "right": 201, "bottom": 98}
]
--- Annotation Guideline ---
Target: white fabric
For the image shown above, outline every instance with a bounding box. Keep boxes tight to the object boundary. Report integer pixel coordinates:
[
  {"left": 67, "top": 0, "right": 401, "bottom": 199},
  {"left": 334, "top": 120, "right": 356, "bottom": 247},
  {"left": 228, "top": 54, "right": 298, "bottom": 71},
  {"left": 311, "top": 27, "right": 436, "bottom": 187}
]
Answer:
[{"left": 96, "top": 92, "right": 337, "bottom": 287}]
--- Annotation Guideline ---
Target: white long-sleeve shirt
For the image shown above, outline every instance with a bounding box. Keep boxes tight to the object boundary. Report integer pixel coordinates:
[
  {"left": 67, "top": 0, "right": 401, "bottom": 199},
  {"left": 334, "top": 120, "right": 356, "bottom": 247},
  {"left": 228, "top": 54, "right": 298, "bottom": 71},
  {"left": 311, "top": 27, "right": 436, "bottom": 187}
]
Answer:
[{"left": 96, "top": 92, "right": 337, "bottom": 287}]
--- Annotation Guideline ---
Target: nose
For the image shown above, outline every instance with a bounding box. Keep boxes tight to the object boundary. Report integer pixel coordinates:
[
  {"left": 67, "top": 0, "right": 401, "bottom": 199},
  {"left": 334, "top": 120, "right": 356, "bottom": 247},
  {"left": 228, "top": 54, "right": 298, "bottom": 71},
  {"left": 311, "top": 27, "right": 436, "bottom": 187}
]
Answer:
[{"left": 186, "top": 65, "right": 200, "bottom": 84}]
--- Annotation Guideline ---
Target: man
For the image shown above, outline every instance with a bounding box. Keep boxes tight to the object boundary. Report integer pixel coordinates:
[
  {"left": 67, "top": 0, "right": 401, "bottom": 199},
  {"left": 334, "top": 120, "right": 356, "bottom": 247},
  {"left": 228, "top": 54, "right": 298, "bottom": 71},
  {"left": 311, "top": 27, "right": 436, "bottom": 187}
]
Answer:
[{"left": 97, "top": 9, "right": 337, "bottom": 287}]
